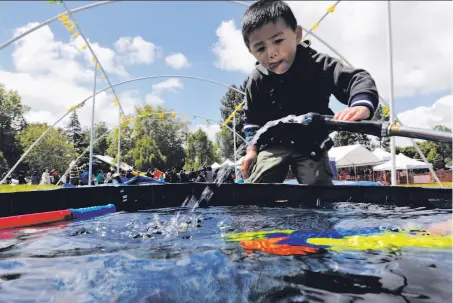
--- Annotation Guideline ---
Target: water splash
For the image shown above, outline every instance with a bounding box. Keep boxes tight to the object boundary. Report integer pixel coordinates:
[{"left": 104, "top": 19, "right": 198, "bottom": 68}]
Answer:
[{"left": 164, "top": 113, "right": 317, "bottom": 235}]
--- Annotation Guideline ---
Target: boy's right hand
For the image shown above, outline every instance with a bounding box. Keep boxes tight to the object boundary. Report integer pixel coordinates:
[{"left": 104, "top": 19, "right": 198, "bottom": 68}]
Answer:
[{"left": 241, "top": 149, "right": 257, "bottom": 179}]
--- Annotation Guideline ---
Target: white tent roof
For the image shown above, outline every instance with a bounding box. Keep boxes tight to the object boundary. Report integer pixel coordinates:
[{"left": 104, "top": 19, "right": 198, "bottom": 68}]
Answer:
[
  {"left": 328, "top": 144, "right": 384, "bottom": 168},
  {"left": 211, "top": 162, "right": 221, "bottom": 169},
  {"left": 221, "top": 159, "right": 235, "bottom": 167},
  {"left": 372, "top": 148, "right": 392, "bottom": 161},
  {"left": 373, "top": 153, "right": 433, "bottom": 171},
  {"left": 94, "top": 155, "right": 133, "bottom": 171}
]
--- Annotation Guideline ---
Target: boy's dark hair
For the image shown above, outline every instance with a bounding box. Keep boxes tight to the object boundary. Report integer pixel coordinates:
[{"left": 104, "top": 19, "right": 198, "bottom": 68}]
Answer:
[{"left": 242, "top": 0, "right": 297, "bottom": 48}]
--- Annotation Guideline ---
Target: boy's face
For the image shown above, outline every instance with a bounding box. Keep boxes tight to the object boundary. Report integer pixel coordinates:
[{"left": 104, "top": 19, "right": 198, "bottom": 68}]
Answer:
[{"left": 248, "top": 18, "right": 302, "bottom": 75}]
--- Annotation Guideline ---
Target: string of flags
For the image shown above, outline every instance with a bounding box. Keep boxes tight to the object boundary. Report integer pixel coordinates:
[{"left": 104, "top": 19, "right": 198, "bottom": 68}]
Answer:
[{"left": 49, "top": 3, "right": 122, "bottom": 117}]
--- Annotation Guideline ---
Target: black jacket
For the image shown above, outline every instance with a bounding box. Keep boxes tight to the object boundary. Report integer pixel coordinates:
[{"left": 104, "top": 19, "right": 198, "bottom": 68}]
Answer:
[{"left": 243, "top": 42, "right": 379, "bottom": 153}]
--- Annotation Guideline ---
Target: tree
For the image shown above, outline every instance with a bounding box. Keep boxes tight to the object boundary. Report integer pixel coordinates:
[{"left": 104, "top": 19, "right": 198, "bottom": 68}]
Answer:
[
  {"left": 106, "top": 125, "right": 134, "bottom": 167},
  {"left": 427, "top": 148, "right": 444, "bottom": 169},
  {"left": 372, "top": 104, "right": 390, "bottom": 150},
  {"left": 216, "top": 79, "right": 247, "bottom": 160},
  {"left": 134, "top": 105, "right": 188, "bottom": 170},
  {"left": 433, "top": 125, "right": 452, "bottom": 167},
  {"left": 93, "top": 122, "right": 109, "bottom": 155},
  {"left": 396, "top": 146, "right": 418, "bottom": 159},
  {"left": 0, "top": 152, "right": 8, "bottom": 175},
  {"left": 0, "top": 83, "right": 28, "bottom": 168},
  {"left": 19, "top": 123, "right": 77, "bottom": 174},
  {"left": 396, "top": 124, "right": 452, "bottom": 169},
  {"left": 66, "top": 110, "right": 89, "bottom": 165},
  {"left": 184, "top": 129, "right": 220, "bottom": 171},
  {"left": 333, "top": 131, "right": 357, "bottom": 147},
  {"left": 130, "top": 135, "right": 166, "bottom": 171}
]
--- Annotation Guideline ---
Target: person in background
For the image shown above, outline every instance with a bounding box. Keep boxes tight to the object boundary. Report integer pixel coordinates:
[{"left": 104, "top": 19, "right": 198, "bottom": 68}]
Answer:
[
  {"left": 196, "top": 170, "right": 206, "bottom": 182},
  {"left": 105, "top": 168, "right": 114, "bottom": 183},
  {"left": 205, "top": 166, "right": 214, "bottom": 182},
  {"left": 126, "top": 169, "right": 134, "bottom": 179},
  {"left": 69, "top": 164, "right": 80, "bottom": 186},
  {"left": 180, "top": 170, "right": 188, "bottom": 183},
  {"left": 40, "top": 168, "right": 51, "bottom": 185},
  {"left": 153, "top": 167, "right": 163, "bottom": 180},
  {"left": 30, "top": 170, "right": 40, "bottom": 185},
  {"left": 96, "top": 170, "right": 105, "bottom": 185},
  {"left": 17, "top": 171, "right": 27, "bottom": 185},
  {"left": 49, "top": 169, "right": 55, "bottom": 184},
  {"left": 80, "top": 165, "right": 89, "bottom": 185}
]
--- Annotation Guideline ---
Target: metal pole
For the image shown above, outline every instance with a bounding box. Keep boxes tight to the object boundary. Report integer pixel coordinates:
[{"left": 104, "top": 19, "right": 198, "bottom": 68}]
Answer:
[
  {"left": 88, "top": 64, "right": 97, "bottom": 186},
  {"left": 117, "top": 108, "right": 121, "bottom": 174},
  {"left": 233, "top": 112, "right": 237, "bottom": 180},
  {"left": 386, "top": 1, "right": 397, "bottom": 186}
]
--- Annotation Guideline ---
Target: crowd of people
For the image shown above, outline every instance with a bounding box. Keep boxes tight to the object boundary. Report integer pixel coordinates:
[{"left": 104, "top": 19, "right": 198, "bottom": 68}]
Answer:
[
  {"left": 1, "top": 169, "right": 62, "bottom": 185},
  {"left": 0, "top": 163, "right": 241, "bottom": 186}
]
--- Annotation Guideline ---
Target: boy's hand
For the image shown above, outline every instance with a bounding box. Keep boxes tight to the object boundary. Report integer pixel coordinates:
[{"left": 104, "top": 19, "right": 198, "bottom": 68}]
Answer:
[
  {"left": 334, "top": 106, "right": 370, "bottom": 121},
  {"left": 241, "top": 149, "right": 257, "bottom": 179}
]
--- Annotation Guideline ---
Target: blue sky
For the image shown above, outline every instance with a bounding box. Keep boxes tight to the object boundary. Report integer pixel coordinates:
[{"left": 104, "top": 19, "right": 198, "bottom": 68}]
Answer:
[{"left": 0, "top": 1, "right": 451, "bottom": 145}]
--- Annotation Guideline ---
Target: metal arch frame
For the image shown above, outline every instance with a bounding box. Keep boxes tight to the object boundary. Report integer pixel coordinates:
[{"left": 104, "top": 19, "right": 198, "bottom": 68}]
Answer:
[
  {"left": 0, "top": 0, "right": 441, "bottom": 187},
  {"left": 0, "top": 0, "right": 346, "bottom": 65},
  {"left": 56, "top": 110, "right": 245, "bottom": 185},
  {"left": 0, "top": 75, "right": 246, "bottom": 184}
]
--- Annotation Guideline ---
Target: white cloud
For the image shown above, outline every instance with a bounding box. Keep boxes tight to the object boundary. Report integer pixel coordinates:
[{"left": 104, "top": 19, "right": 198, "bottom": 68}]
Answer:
[
  {"left": 114, "top": 36, "right": 161, "bottom": 65},
  {"left": 395, "top": 95, "right": 453, "bottom": 146},
  {"left": 145, "top": 94, "right": 164, "bottom": 106},
  {"left": 212, "top": 20, "right": 256, "bottom": 74},
  {"left": 142, "top": 79, "right": 185, "bottom": 106},
  {"left": 151, "top": 78, "right": 184, "bottom": 94},
  {"left": 165, "top": 53, "right": 190, "bottom": 69},
  {"left": 190, "top": 124, "right": 220, "bottom": 143},
  {"left": 212, "top": 2, "right": 452, "bottom": 98},
  {"left": 1, "top": 22, "right": 142, "bottom": 130}
]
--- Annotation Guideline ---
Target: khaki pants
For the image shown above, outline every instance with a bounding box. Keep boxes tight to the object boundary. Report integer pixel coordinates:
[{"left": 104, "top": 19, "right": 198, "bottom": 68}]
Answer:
[{"left": 246, "top": 146, "right": 334, "bottom": 185}]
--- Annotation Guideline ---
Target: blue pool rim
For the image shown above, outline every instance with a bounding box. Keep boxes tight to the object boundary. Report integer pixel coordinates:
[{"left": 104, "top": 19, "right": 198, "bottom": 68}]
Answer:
[{"left": 70, "top": 204, "right": 116, "bottom": 220}]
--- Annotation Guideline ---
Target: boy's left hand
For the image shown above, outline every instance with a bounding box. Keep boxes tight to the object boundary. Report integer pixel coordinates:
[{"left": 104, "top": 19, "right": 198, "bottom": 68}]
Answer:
[{"left": 334, "top": 106, "right": 370, "bottom": 121}]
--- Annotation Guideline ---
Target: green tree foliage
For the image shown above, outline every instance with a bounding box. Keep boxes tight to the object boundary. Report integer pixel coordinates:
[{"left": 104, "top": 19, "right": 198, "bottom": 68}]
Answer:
[
  {"left": 106, "top": 104, "right": 188, "bottom": 170},
  {"left": 106, "top": 125, "right": 134, "bottom": 167},
  {"left": 93, "top": 122, "right": 109, "bottom": 155},
  {"left": 66, "top": 110, "right": 90, "bottom": 165},
  {"left": 396, "top": 146, "right": 417, "bottom": 159},
  {"left": 216, "top": 79, "right": 247, "bottom": 160},
  {"left": 0, "top": 83, "right": 28, "bottom": 168},
  {"left": 135, "top": 105, "right": 187, "bottom": 170},
  {"left": 184, "top": 129, "right": 220, "bottom": 171},
  {"left": 396, "top": 125, "right": 452, "bottom": 169},
  {"left": 372, "top": 104, "right": 390, "bottom": 150},
  {"left": 19, "top": 123, "right": 77, "bottom": 174},
  {"left": 0, "top": 152, "right": 8, "bottom": 175},
  {"left": 130, "top": 135, "right": 166, "bottom": 171}
]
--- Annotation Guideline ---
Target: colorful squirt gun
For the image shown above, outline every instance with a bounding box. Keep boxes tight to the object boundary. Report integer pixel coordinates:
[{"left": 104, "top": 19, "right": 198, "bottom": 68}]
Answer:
[{"left": 223, "top": 225, "right": 452, "bottom": 256}]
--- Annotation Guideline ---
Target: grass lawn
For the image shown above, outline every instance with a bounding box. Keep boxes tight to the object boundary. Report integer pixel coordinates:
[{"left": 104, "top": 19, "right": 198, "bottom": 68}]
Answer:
[
  {"left": 0, "top": 184, "right": 61, "bottom": 193},
  {"left": 401, "top": 182, "right": 452, "bottom": 188}
]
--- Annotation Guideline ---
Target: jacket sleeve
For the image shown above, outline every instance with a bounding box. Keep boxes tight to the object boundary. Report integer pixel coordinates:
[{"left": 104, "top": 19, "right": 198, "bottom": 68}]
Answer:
[
  {"left": 242, "top": 76, "right": 262, "bottom": 148},
  {"left": 312, "top": 52, "right": 380, "bottom": 120}
]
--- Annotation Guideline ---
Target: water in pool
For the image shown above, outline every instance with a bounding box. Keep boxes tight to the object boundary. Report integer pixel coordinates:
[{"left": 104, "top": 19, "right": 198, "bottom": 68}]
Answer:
[{"left": 0, "top": 202, "right": 451, "bottom": 303}]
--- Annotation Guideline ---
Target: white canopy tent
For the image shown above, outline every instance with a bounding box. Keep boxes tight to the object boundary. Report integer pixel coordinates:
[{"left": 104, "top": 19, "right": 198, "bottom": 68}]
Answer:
[
  {"left": 372, "top": 148, "right": 392, "bottom": 161},
  {"left": 221, "top": 159, "right": 235, "bottom": 167},
  {"left": 373, "top": 153, "right": 433, "bottom": 171},
  {"left": 94, "top": 155, "right": 133, "bottom": 171},
  {"left": 328, "top": 144, "right": 384, "bottom": 168},
  {"left": 211, "top": 162, "right": 221, "bottom": 169},
  {"left": 373, "top": 153, "right": 433, "bottom": 185}
]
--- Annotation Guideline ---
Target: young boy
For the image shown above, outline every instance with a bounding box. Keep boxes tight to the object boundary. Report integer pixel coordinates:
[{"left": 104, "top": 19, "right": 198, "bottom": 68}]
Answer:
[{"left": 240, "top": 0, "right": 379, "bottom": 185}]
